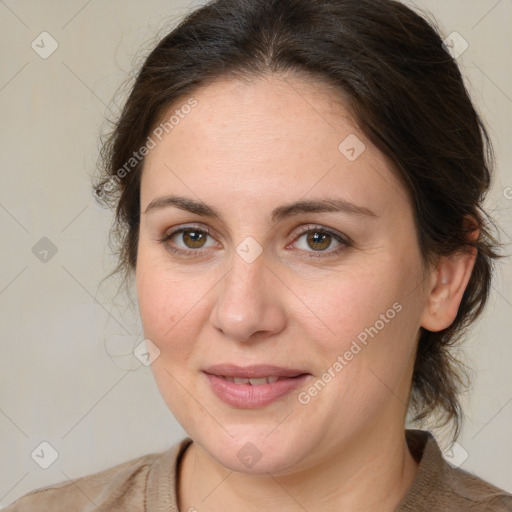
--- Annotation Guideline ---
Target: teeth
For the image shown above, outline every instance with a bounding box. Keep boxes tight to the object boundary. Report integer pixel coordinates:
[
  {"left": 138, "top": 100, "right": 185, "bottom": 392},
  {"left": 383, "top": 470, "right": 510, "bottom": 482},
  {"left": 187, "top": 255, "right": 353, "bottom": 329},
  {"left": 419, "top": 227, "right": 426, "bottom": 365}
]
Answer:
[
  {"left": 248, "top": 377, "right": 269, "bottom": 386},
  {"left": 223, "top": 376, "right": 280, "bottom": 385}
]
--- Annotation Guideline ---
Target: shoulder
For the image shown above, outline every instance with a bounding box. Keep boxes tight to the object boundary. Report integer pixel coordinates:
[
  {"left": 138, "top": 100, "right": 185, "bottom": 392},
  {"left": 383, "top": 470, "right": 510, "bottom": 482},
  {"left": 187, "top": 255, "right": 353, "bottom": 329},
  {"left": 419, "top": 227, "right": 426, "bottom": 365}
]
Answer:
[
  {"left": 398, "top": 429, "right": 512, "bottom": 512},
  {"left": 439, "top": 462, "right": 512, "bottom": 511},
  {"left": 1, "top": 440, "right": 188, "bottom": 512}
]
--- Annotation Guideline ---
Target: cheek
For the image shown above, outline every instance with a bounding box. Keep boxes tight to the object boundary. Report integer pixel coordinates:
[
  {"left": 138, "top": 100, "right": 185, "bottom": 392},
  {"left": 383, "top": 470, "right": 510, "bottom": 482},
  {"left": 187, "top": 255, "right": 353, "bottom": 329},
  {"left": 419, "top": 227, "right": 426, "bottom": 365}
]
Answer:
[
  {"left": 298, "top": 256, "right": 421, "bottom": 386},
  {"left": 135, "top": 251, "right": 197, "bottom": 355},
  {"left": 136, "top": 262, "right": 201, "bottom": 419},
  {"left": 295, "top": 264, "right": 396, "bottom": 348},
  {"left": 136, "top": 272, "right": 175, "bottom": 337}
]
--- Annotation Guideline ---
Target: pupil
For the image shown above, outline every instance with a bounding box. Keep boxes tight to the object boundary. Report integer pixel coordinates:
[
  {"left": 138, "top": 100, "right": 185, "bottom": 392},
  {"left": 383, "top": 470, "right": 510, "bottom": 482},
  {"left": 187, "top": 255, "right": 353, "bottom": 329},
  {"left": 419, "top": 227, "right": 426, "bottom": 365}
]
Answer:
[
  {"left": 308, "top": 232, "right": 330, "bottom": 251},
  {"left": 185, "top": 230, "right": 204, "bottom": 247}
]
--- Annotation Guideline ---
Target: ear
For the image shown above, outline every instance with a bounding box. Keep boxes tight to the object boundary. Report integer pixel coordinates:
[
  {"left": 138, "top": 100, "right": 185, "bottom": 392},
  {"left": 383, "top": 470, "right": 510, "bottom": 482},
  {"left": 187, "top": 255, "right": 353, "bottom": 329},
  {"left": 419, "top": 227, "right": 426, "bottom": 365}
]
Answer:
[{"left": 420, "top": 219, "right": 479, "bottom": 332}]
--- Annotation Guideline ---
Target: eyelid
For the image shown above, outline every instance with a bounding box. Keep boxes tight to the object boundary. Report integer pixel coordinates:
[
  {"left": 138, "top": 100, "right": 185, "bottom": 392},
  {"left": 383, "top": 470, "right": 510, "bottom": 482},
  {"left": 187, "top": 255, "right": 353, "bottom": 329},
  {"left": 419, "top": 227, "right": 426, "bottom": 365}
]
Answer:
[
  {"left": 159, "top": 223, "right": 217, "bottom": 248},
  {"left": 161, "top": 222, "right": 212, "bottom": 238},
  {"left": 287, "top": 224, "right": 351, "bottom": 257},
  {"left": 290, "top": 224, "right": 352, "bottom": 245},
  {"left": 159, "top": 222, "right": 351, "bottom": 258}
]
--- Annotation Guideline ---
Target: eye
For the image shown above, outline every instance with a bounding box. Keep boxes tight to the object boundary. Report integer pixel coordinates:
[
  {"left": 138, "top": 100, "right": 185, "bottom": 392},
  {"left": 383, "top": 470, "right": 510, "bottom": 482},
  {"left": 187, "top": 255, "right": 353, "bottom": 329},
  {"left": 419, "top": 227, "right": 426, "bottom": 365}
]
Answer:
[
  {"left": 158, "top": 224, "right": 217, "bottom": 257},
  {"left": 158, "top": 223, "right": 351, "bottom": 259},
  {"left": 289, "top": 224, "right": 351, "bottom": 258}
]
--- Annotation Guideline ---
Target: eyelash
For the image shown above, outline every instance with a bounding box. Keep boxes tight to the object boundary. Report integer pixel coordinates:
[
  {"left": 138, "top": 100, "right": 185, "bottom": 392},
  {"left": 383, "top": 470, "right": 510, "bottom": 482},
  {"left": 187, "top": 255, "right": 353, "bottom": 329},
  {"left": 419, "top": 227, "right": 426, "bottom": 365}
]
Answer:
[{"left": 158, "top": 223, "right": 351, "bottom": 259}]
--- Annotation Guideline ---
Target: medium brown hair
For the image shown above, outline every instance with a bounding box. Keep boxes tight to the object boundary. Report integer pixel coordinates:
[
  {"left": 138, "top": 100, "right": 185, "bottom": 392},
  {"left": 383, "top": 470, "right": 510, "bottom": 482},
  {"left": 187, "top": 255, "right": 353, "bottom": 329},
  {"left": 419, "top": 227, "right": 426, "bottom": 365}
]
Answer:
[{"left": 93, "top": 0, "right": 505, "bottom": 440}]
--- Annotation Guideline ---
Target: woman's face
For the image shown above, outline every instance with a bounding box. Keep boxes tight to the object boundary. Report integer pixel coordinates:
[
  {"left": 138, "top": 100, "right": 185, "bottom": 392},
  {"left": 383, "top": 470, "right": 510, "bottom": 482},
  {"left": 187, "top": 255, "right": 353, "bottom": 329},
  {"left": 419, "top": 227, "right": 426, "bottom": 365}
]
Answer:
[{"left": 136, "top": 74, "right": 432, "bottom": 474}]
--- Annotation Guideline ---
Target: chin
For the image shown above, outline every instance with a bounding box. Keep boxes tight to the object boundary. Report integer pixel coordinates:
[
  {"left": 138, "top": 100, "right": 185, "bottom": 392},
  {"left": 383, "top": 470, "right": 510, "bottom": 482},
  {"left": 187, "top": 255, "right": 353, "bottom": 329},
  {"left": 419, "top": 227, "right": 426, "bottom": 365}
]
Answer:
[{"left": 193, "top": 425, "right": 311, "bottom": 475}]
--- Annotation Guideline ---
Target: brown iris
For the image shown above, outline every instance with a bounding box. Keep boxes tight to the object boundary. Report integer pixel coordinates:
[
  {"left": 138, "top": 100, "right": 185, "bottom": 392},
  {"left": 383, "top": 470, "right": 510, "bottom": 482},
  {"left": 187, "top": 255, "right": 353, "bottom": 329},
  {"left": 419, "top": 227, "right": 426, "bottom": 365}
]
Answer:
[
  {"left": 182, "top": 229, "right": 207, "bottom": 248},
  {"left": 306, "top": 231, "right": 331, "bottom": 251}
]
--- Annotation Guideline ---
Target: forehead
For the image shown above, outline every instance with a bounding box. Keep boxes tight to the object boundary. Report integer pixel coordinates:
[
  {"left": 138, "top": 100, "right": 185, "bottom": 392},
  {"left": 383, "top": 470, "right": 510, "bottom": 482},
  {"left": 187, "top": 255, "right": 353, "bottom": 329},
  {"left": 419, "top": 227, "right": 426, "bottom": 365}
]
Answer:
[
  {"left": 140, "top": 73, "right": 411, "bottom": 218},
  {"left": 159, "top": 73, "right": 358, "bottom": 156}
]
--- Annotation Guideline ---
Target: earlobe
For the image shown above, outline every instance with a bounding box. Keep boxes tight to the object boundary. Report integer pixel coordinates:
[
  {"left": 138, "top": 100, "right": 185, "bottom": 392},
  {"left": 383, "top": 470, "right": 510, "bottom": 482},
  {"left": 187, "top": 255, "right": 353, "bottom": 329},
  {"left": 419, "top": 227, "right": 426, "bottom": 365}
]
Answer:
[{"left": 420, "top": 225, "right": 479, "bottom": 332}]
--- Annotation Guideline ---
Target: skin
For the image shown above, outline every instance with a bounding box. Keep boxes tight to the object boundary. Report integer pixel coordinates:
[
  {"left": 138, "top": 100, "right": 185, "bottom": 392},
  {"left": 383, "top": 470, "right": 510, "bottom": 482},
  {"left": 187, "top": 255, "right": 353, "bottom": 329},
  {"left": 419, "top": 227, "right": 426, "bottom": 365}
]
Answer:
[{"left": 135, "top": 73, "right": 477, "bottom": 511}]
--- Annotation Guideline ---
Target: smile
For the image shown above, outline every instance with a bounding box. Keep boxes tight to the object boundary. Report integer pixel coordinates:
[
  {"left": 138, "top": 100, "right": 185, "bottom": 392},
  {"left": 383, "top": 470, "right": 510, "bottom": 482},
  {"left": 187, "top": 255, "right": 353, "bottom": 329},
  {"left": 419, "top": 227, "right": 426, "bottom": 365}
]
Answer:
[
  {"left": 204, "top": 372, "right": 310, "bottom": 408},
  {"left": 218, "top": 376, "right": 280, "bottom": 385}
]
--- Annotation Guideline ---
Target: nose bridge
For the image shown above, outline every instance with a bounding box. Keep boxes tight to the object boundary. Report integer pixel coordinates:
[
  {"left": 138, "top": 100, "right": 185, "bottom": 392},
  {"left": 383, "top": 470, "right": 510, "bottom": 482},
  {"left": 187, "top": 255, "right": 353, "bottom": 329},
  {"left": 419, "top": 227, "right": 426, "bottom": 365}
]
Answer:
[{"left": 210, "top": 248, "right": 286, "bottom": 341}]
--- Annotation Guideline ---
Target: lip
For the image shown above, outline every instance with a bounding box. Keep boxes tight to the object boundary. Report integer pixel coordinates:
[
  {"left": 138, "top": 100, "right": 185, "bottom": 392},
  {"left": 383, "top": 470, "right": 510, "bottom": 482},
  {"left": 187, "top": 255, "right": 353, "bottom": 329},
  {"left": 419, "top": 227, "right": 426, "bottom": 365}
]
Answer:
[
  {"left": 203, "top": 364, "right": 311, "bottom": 408},
  {"left": 203, "top": 364, "right": 308, "bottom": 379}
]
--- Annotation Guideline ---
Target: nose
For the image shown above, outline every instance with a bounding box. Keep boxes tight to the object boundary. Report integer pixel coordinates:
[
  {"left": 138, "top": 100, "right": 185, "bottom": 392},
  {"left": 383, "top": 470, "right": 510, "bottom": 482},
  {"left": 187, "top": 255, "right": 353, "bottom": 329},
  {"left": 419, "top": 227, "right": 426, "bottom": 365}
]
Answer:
[{"left": 209, "top": 250, "right": 287, "bottom": 342}]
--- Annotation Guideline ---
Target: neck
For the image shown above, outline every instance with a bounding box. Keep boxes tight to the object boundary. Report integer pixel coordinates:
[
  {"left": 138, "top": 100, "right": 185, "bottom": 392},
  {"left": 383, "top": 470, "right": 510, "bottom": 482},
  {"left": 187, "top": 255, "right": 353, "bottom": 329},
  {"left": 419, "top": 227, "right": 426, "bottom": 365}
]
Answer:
[{"left": 178, "top": 423, "right": 419, "bottom": 512}]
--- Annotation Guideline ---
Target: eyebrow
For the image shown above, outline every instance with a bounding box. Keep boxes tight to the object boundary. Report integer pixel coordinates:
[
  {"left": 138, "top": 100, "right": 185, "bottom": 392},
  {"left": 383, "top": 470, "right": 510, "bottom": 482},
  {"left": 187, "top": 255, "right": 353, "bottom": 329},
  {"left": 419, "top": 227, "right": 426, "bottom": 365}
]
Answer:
[{"left": 143, "top": 195, "right": 377, "bottom": 222}]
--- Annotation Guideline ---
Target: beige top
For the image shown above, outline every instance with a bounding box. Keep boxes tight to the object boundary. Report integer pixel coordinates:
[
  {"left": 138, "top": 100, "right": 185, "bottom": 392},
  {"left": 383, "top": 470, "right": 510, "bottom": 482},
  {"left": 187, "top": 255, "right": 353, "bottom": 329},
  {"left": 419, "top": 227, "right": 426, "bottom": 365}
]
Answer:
[{"left": 3, "top": 430, "right": 512, "bottom": 511}]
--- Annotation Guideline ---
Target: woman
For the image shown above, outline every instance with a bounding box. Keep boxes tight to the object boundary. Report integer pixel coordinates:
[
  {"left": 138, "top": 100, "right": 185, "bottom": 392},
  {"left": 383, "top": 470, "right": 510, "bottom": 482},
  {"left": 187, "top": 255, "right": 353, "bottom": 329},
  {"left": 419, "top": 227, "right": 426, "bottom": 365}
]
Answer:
[{"left": 5, "top": 0, "right": 511, "bottom": 510}]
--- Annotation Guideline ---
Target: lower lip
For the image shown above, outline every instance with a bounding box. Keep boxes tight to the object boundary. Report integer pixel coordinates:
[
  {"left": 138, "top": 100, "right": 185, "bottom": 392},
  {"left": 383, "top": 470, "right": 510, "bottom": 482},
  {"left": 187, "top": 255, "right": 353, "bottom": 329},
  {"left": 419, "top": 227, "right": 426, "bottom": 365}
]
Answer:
[{"left": 204, "top": 373, "right": 310, "bottom": 408}]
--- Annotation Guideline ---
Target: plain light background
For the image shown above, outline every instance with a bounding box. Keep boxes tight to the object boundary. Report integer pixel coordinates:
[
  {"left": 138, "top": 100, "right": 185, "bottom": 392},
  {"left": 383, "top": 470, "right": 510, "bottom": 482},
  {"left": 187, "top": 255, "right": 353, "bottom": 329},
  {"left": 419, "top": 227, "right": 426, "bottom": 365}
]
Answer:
[{"left": 1, "top": 0, "right": 511, "bottom": 507}]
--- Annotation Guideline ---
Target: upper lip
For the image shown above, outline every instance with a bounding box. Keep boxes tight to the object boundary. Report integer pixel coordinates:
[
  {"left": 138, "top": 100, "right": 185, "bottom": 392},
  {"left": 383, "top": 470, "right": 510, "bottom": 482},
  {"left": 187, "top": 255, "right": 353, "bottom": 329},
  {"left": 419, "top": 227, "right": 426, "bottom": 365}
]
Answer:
[{"left": 203, "top": 364, "right": 309, "bottom": 378}]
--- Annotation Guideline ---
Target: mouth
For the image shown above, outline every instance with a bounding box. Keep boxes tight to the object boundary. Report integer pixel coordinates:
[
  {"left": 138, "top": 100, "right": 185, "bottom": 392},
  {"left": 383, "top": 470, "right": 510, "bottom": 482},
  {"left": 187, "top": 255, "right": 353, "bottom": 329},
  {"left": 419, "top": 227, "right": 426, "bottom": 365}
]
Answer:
[
  {"left": 203, "top": 363, "right": 309, "bottom": 380},
  {"left": 202, "top": 364, "right": 311, "bottom": 408},
  {"left": 211, "top": 374, "right": 307, "bottom": 385}
]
